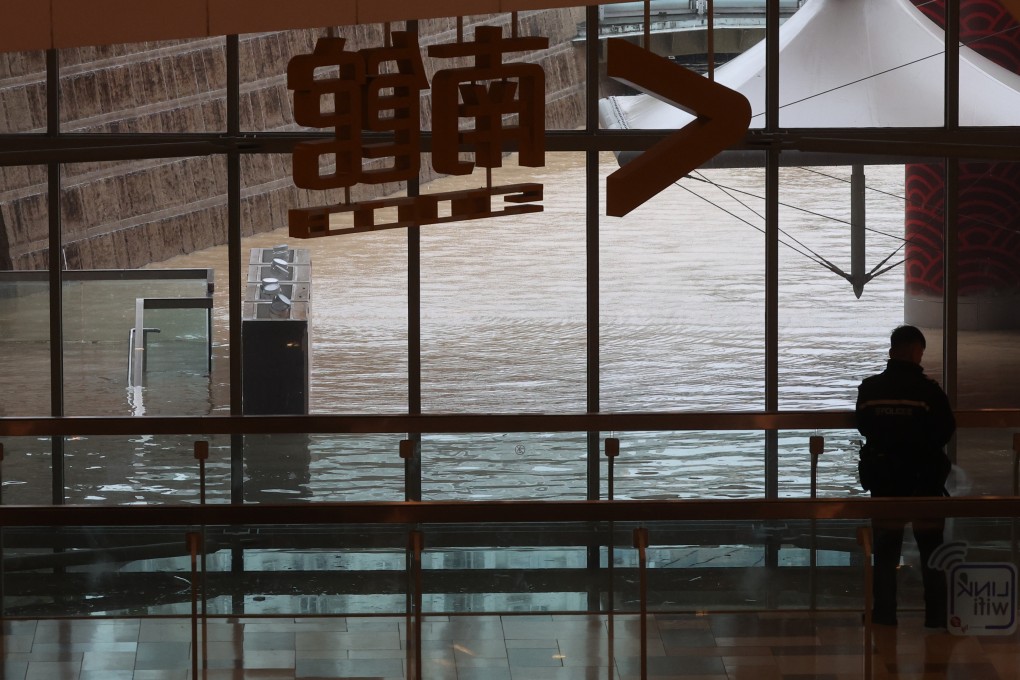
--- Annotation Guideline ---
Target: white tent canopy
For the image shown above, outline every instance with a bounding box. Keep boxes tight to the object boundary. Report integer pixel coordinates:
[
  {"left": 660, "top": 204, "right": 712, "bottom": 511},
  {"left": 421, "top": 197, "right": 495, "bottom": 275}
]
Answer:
[{"left": 599, "top": 0, "right": 1020, "bottom": 130}]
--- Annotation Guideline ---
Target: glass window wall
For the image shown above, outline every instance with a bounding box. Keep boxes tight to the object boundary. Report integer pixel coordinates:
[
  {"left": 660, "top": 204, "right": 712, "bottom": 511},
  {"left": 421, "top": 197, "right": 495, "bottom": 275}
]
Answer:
[
  {"left": 601, "top": 156, "right": 766, "bottom": 412},
  {"left": 2, "top": 12, "right": 1020, "bottom": 674},
  {"left": 776, "top": 163, "right": 908, "bottom": 410},
  {"left": 420, "top": 152, "right": 586, "bottom": 413},
  {"left": 59, "top": 160, "right": 223, "bottom": 418},
  {"left": 0, "top": 274, "right": 49, "bottom": 415},
  {"left": 0, "top": 5, "right": 1016, "bottom": 512}
]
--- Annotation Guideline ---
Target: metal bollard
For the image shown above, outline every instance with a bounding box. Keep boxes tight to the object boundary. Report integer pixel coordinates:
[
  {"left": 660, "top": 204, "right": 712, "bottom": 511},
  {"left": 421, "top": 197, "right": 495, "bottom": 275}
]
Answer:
[
  {"left": 194, "top": 440, "right": 209, "bottom": 505},
  {"left": 1013, "top": 433, "right": 1020, "bottom": 497},
  {"left": 0, "top": 441, "right": 4, "bottom": 616},
  {"left": 857, "top": 526, "right": 874, "bottom": 680},
  {"left": 192, "top": 441, "right": 210, "bottom": 673},
  {"left": 634, "top": 527, "right": 649, "bottom": 680},
  {"left": 406, "top": 531, "right": 424, "bottom": 680},
  {"left": 809, "top": 435, "right": 824, "bottom": 500},
  {"left": 1012, "top": 434, "right": 1020, "bottom": 565},
  {"left": 399, "top": 439, "right": 414, "bottom": 460},
  {"left": 808, "top": 436, "right": 824, "bottom": 609},
  {"left": 399, "top": 438, "right": 423, "bottom": 502},
  {"left": 187, "top": 532, "right": 202, "bottom": 679},
  {"left": 605, "top": 437, "right": 620, "bottom": 500}
]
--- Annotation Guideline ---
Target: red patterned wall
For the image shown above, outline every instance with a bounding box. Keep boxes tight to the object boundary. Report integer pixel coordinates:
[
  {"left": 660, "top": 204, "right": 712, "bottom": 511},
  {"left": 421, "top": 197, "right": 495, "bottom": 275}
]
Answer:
[{"left": 905, "top": 0, "right": 1020, "bottom": 299}]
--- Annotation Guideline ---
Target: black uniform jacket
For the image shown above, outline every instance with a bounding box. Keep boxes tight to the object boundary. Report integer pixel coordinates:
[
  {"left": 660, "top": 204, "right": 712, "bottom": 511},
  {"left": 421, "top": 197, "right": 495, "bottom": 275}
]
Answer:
[{"left": 855, "top": 359, "right": 956, "bottom": 496}]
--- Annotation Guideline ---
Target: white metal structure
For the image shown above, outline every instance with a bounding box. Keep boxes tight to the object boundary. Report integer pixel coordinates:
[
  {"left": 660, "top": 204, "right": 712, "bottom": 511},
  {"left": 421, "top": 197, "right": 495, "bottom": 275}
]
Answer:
[{"left": 599, "top": 0, "right": 1020, "bottom": 129}]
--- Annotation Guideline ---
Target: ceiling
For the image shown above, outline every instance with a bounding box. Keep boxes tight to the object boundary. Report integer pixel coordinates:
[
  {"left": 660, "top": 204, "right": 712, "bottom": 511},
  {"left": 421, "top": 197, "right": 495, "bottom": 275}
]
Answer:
[{"left": 3, "top": 0, "right": 612, "bottom": 54}]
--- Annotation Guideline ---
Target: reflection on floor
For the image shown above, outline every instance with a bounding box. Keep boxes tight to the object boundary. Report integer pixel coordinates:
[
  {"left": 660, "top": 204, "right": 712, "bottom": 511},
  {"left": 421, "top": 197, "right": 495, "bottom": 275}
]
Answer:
[{"left": 1, "top": 610, "right": 1015, "bottom": 679}]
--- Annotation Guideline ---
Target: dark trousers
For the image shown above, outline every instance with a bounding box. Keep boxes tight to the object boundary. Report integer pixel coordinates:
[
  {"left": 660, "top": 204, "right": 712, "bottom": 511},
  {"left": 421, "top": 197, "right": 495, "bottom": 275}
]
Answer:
[{"left": 872, "top": 516, "right": 947, "bottom": 626}]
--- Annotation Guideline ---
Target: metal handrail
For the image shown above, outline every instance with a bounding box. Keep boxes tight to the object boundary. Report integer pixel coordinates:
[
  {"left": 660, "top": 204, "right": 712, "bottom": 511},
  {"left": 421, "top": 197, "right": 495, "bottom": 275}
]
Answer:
[
  {"left": 2, "top": 409, "right": 1019, "bottom": 437},
  {"left": 1, "top": 496, "right": 1019, "bottom": 527},
  {"left": 128, "top": 296, "right": 215, "bottom": 388},
  {"left": 0, "top": 269, "right": 214, "bottom": 283}
]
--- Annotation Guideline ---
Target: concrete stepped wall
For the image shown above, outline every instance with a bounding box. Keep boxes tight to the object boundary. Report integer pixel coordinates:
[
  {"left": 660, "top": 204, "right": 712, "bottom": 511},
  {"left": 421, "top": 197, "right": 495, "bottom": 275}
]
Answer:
[{"left": 0, "top": 9, "right": 586, "bottom": 270}]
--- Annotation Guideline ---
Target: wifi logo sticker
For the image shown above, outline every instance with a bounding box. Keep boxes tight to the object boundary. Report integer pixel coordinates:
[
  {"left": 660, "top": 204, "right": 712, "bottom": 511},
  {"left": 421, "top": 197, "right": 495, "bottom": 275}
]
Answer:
[
  {"left": 929, "top": 541, "right": 969, "bottom": 571},
  {"left": 930, "top": 541, "right": 1017, "bottom": 635}
]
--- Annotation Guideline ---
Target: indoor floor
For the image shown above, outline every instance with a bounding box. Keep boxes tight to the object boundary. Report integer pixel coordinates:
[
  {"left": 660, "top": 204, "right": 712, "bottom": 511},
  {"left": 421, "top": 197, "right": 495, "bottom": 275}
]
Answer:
[{"left": 1, "top": 609, "right": 1016, "bottom": 679}]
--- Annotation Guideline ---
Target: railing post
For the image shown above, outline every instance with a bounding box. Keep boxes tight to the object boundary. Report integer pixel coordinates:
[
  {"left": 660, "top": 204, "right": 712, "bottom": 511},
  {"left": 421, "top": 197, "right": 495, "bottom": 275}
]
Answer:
[
  {"left": 857, "top": 526, "right": 874, "bottom": 680},
  {"left": 809, "top": 435, "right": 824, "bottom": 609},
  {"left": 1012, "top": 434, "right": 1020, "bottom": 564},
  {"left": 194, "top": 441, "right": 209, "bottom": 672},
  {"left": 605, "top": 437, "right": 619, "bottom": 501},
  {"left": 400, "top": 439, "right": 421, "bottom": 502},
  {"left": 406, "top": 530, "right": 424, "bottom": 680},
  {"left": 195, "top": 440, "right": 209, "bottom": 504},
  {"left": 0, "top": 441, "right": 4, "bottom": 617},
  {"left": 605, "top": 437, "right": 620, "bottom": 678},
  {"left": 634, "top": 526, "right": 649, "bottom": 680},
  {"left": 187, "top": 531, "right": 202, "bottom": 680},
  {"left": 1012, "top": 433, "right": 1020, "bottom": 497},
  {"left": 809, "top": 436, "right": 824, "bottom": 500}
]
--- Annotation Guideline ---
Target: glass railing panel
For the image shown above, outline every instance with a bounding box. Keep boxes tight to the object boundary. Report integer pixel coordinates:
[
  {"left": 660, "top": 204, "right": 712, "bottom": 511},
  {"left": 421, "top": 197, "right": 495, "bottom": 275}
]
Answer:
[
  {"left": 955, "top": 428, "right": 1019, "bottom": 497},
  {"left": 406, "top": 519, "right": 870, "bottom": 615},
  {"left": 62, "top": 435, "right": 231, "bottom": 505},
  {"left": 132, "top": 306, "right": 213, "bottom": 416},
  {"left": 213, "top": 524, "right": 410, "bottom": 617},
  {"left": 0, "top": 524, "right": 414, "bottom": 619},
  {"left": 63, "top": 278, "right": 209, "bottom": 344},
  {"left": 2, "top": 511, "right": 1017, "bottom": 632},
  {"left": 605, "top": 431, "right": 766, "bottom": 499},
  {"left": 61, "top": 274, "right": 215, "bottom": 417},
  {"left": 624, "top": 520, "right": 776, "bottom": 611},
  {"left": 1, "top": 525, "right": 201, "bottom": 618},
  {"left": 420, "top": 522, "right": 609, "bottom": 614},
  {"left": 935, "top": 515, "right": 1020, "bottom": 636},
  {"left": 421, "top": 432, "right": 588, "bottom": 501},
  {"left": 774, "top": 519, "right": 867, "bottom": 610}
]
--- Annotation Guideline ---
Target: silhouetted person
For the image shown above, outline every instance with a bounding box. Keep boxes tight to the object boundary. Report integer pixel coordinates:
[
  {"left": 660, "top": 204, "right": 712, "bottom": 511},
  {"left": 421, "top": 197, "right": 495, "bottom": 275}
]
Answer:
[{"left": 856, "top": 324, "right": 955, "bottom": 629}]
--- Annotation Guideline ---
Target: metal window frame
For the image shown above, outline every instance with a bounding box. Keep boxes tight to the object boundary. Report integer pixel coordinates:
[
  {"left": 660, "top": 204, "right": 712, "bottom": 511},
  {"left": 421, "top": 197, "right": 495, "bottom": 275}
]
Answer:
[{"left": 0, "top": 4, "right": 1000, "bottom": 505}]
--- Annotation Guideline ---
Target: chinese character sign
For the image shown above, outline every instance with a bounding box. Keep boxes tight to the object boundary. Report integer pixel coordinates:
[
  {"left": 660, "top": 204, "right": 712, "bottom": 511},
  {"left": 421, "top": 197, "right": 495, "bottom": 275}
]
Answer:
[
  {"left": 429, "top": 25, "right": 546, "bottom": 175},
  {"left": 288, "top": 37, "right": 365, "bottom": 191},
  {"left": 288, "top": 32, "right": 428, "bottom": 190},
  {"left": 358, "top": 31, "right": 429, "bottom": 184},
  {"left": 287, "top": 26, "right": 547, "bottom": 239}
]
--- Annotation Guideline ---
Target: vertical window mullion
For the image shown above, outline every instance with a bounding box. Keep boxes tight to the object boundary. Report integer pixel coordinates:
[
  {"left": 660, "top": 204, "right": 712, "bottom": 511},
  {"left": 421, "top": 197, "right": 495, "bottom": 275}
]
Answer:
[
  {"left": 227, "top": 34, "right": 244, "bottom": 504},
  {"left": 46, "top": 47, "right": 65, "bottom": 505}
]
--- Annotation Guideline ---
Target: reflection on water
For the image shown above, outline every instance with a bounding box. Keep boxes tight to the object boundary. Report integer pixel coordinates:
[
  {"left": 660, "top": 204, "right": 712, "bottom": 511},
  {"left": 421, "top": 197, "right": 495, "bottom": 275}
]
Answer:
[{"left": 3, "top": 156, "right": 921, "bottom": 503}]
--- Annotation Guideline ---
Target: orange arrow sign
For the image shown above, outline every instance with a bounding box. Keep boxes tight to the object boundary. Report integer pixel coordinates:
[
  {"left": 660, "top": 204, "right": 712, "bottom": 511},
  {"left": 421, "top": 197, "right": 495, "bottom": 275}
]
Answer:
[{"left": 605, "top": 38, "right": 751, "bottom": 217}]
